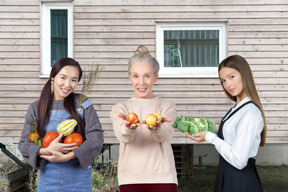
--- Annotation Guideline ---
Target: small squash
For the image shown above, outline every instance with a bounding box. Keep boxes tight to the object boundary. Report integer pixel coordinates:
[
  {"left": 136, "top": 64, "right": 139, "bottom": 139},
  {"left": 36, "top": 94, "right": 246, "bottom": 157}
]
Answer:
[{"left": 57, "top": 119, "right": 77, "bottom": 136}]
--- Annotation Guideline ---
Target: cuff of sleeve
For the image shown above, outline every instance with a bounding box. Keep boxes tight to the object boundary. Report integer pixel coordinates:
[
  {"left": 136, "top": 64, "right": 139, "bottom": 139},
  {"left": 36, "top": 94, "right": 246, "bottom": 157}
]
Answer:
[
  {"left": 122, "top": 124, "right": 137, "bottom": 134},
  {"left": 30, "top": 146, "right": 41, "bottom": 169},
  {"left": 73, "top": 149, "right": 89, "bottom": 170},
  {"left": 205, "top": 132, "right": 217, "bottom": 143},
  {"left": 150, "top": 124, "right": 166, "bottom": 135}
]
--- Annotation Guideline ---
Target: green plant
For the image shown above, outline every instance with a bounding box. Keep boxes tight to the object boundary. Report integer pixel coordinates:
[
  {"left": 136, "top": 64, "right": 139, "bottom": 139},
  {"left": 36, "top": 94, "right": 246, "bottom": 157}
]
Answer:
[
  {"left": 0, "top": 158, "right": 21, "bottom": 174},
  {"left": 92, "top": 157, "right": 118, "bottom": 192},
  {"left": 26, "top": 170, "right": 39, "bottom": 192},
  {"left": 77, "top": 64, "right": 104, "bottom": 109},
  {"left": 0, "top": 178, "right": 8, "bottom": 191}
]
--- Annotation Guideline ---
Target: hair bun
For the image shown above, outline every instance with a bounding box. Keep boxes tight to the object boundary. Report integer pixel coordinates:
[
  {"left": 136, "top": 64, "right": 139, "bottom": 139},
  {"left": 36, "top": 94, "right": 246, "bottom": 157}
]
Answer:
[{"left": 134, "top": 45, "right": 149, "bottom": 55}]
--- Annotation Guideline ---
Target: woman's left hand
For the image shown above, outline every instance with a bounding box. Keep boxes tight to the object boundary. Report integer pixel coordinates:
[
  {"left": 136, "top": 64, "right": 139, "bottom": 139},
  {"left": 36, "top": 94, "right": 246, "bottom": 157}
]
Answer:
[
  {"left": 185, "top": 131, "right": 208, "bottom": 142},
  {"left": 146, "top": 117, "right": 172, "bottom": 130},
  {"left": 40, "top": 150, "right": 75, "bottom": 163}
]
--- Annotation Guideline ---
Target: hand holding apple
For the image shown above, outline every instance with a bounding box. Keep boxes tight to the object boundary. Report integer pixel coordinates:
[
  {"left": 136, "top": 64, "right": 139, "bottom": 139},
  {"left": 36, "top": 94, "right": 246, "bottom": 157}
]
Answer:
[
  {"left": 145, "top": 113, "right": 162, "bottom": 130},
  {"left": 145, "top": 113, "right": 158, "bottom": 127},
  {"left": 118, "top": 112, "right": 142, "bottom": 130},
  {"left": 153, "top": 113, "right": 162, "bottom": 122},
  {"left": 126, "top": 112, "right": 139, "bottom": 124},
  {"left": 145, "top": 113, "right": 172, "bottom": 130}
]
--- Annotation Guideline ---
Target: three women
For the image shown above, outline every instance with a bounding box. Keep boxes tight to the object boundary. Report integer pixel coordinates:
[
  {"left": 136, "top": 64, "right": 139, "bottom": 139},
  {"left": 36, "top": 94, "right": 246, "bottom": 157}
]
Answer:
[{"left": 19, "top": 49, "right": 266, "bottom": 192}]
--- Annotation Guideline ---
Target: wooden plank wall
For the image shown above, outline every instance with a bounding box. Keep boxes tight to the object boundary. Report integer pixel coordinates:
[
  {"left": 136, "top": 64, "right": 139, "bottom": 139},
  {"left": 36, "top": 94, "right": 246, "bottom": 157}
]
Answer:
[{"left": 0, "top": 0, "right": 287, "bottom": 144}]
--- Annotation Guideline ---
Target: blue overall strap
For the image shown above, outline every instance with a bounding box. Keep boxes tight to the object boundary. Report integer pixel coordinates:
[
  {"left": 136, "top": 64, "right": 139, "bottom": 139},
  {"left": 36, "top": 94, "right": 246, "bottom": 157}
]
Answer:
[{"left": 81, "top": 99, "right": 93, "bottom": 109}]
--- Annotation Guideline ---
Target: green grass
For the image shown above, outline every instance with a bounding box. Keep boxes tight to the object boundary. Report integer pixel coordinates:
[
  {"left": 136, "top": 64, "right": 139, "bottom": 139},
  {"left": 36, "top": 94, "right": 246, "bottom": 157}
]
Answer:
[
  {"left": 1, "top": 165, "right": 287, "bottom": 192},
  {"left": 178, "top": 166, "right": 288, "bottom": 192}
]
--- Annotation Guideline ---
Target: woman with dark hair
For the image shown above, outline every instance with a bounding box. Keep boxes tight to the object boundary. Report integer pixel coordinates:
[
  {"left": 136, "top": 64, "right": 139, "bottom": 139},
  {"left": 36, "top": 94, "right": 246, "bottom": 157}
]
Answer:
[
  {"left": 18, "top": 57, "right": 103, "bottom": 191},
  {"left": 186, "top": 55, "right": 267, "bottom": 192}
]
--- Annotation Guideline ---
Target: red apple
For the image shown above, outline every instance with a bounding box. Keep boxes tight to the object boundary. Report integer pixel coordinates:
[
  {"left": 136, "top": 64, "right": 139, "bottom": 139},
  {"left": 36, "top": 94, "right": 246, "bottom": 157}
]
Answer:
[
  {"left": 126, "top": 113, "right": 139, "bottom": 124},
  {"left": 145, "top": 114, "right": 158, "bottom": 126}
]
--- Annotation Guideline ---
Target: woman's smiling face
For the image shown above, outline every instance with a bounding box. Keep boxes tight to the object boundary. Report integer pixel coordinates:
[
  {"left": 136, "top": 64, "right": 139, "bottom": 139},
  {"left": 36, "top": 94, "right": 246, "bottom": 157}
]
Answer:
[
  {"left": 219, "top": 66, "right": 247, "bottom": 103},
  {"left": 52, "top": 65, "right": 79, "bottom": 100},
  {"left": 129, "top": 61, "right": 158, "bottom": 99}
]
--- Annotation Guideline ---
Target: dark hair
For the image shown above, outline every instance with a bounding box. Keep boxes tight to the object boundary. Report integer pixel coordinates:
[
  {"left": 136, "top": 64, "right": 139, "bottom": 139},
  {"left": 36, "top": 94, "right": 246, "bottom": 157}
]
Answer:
[
  {"left": 37, "top": 57, "right": 84, "bottom": 137},
  {"left": 218, "top": 55, "right": 267, "bottom": 146}
]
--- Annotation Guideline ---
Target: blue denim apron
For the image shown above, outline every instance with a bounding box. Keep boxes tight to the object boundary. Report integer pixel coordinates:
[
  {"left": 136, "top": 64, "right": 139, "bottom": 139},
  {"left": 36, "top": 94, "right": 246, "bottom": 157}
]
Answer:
[{"left": 38, "top": 99, "right": 93, "bottom": 192}]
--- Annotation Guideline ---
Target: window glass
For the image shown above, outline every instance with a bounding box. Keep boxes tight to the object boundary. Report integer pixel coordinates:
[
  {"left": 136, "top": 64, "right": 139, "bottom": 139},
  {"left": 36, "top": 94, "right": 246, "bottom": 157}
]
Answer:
[
  {"left": 40, "top": 2, "right": 72, "bottom": 77},
  {"left": 164, "top": 30, "right": 219, "bottom": 68},
  {"left": 51, "top": 10, "right": 68, "bottom": 66},
  {"left": 156, "top": 23, "right": 226, "bottom": 78}
]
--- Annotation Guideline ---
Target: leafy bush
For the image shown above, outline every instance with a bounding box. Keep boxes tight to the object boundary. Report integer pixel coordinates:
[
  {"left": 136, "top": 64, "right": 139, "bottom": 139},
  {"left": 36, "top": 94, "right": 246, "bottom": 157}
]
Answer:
[{"left": 92, "top": 158, "right": 118, "bottom": 192}]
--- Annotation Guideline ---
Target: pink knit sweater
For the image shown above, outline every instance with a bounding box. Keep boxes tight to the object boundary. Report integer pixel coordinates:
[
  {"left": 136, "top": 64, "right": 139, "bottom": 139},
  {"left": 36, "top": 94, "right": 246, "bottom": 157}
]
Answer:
[{"left": 110, "top": 96, "right": 178, "bottom": 186}]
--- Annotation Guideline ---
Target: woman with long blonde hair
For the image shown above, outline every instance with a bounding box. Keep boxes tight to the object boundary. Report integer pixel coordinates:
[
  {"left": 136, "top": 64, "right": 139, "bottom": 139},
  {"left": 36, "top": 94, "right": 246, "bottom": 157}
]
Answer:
[{"left": 186, "top": 55, "right": 266, "bottom": 192}]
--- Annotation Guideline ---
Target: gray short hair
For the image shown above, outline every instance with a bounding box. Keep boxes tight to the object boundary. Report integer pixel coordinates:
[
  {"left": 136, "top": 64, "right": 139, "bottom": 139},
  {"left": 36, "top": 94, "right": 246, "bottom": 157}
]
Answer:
[{"left": 128, "top": 45, "right": 159, "bottom": 76}]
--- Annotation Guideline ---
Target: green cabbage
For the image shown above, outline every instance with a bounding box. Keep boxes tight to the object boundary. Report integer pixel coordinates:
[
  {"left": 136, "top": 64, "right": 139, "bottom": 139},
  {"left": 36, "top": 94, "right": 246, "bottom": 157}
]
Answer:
[{"left": 172, "top": 115, "right": 216, "bottom": 135}]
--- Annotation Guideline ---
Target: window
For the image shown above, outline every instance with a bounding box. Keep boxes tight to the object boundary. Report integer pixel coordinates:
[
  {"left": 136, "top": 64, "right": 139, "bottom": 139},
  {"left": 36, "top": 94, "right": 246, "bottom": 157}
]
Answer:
[
  {"left": 156, "top": 23, "right": 227, "bottom": 78},
  {"left": 40, "top": 2, "right": 73, "bottom": 77}
]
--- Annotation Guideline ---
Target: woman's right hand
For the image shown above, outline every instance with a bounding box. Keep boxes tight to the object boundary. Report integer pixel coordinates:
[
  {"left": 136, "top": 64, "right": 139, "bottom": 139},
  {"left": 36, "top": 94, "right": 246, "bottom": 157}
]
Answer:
[
  {"left": 118, "top": 113, "right": 143, "bottom": 130},
  {"left": 185, "top": 131, "right": 208, "bottom": 142},
  {"left": 46, "top": 133, "right": 78, "bottom": 154}
]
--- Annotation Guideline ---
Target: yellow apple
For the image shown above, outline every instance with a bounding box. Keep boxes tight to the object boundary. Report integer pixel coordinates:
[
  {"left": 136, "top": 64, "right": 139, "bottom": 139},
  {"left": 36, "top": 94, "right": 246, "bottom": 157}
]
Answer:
[
  {"left": 153, "top": 113, "right": 162, "bottom": 122},
  {"left": 145, "top": 114, "right": 158, "bottom": 126}
]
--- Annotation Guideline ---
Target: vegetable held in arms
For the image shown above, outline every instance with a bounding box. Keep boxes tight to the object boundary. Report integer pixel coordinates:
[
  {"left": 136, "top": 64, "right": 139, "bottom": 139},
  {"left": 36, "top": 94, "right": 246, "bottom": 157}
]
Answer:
[
  {"left": 42, "top": 131, "right": 62, "bottom": 148},
  {"left": 172, "top": 115, "right": 216, "bottom": 135},
  {"left": 64, "top": 133, "right": 83, "bottom": 146},
  {"left": 57, "top": 119, "right": 77, "bottom": 136},
  {"left": 27, "top": 117, "right": 42, "bottom": 146}
]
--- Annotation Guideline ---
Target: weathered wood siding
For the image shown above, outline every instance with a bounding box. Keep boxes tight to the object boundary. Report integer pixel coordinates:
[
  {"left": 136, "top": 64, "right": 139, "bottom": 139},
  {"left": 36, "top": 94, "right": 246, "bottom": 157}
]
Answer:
[{"left": 0, "top": 0, "right": 287, "bottom": 144}]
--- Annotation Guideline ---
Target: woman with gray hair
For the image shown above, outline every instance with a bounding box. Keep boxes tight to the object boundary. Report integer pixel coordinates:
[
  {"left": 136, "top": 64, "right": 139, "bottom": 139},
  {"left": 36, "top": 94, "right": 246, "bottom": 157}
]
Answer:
[{"left": 110, "top": 45, "right": 178, "bottom": 192}]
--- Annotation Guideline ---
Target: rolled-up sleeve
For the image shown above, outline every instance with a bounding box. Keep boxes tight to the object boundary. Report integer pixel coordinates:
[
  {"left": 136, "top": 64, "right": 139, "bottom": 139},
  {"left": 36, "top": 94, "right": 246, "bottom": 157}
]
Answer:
[
  {"left": 18, "top": 102, "right": 43, "bottom": 170},
  {"left": 73, "top": 104, "right": 104, "bottom": 170}
]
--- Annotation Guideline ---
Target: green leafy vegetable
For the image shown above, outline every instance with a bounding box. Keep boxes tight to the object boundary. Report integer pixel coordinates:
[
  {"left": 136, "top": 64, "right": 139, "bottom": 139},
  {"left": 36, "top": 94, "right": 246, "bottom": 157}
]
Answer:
[{"left": 172, "top": 115, "right": 216, "bottom": 135}]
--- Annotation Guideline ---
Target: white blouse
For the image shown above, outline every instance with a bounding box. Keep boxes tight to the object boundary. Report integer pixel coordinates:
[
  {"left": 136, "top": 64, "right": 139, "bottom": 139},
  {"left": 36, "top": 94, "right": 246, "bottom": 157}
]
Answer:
[{"left": 205, "top": 97, "right": 264, "bottom": 170}]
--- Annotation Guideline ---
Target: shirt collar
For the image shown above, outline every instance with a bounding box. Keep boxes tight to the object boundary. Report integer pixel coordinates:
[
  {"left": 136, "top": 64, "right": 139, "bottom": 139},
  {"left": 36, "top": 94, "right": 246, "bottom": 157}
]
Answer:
[{"left": 232, "top": 97, "right": 251, "bottom": 111}]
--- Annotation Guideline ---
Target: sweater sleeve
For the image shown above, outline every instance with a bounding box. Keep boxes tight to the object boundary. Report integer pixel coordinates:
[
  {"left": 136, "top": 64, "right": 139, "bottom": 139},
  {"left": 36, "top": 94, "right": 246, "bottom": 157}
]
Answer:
[
  {"left": 110, "top": 103, "right": 137, "bottom": 143},
  {"left": 149, "top": 101, "right": 177, "bottom": 143},
  {"left": 18, "top": 102, "right": 43, "bottom": 170},
  {"left": 73, "top": 102, "right": 104, "bottom": 170}
]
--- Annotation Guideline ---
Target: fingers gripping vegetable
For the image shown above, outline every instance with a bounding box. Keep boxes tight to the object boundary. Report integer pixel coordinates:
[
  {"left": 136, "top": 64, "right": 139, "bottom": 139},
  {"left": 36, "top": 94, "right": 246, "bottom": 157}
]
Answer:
[
  {"left": 172, "top": 115, "right": 216, "bottom": 135},
  {"left": 42, "top": 131, "right": 62, "bottom": 148},
  {"left": 57, "top": 119, "right": 77, "bottom": 136}
]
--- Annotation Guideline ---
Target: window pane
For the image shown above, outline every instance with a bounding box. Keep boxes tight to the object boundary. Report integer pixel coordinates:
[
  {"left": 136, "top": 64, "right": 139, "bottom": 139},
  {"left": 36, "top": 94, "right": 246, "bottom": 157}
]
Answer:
[
  {"left": 51, "top": 10, "right": 68, "bottom": 66},
  {"left": 164, "top": 30, "right": 219, "bottom": 68}
]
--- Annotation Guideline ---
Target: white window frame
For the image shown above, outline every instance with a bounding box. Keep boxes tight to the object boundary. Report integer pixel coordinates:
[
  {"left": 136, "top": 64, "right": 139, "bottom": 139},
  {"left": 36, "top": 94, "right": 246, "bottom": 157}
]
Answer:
[
  {"left": 156, "top": 23, "right": 227, "bottom": 78},
  {"left": 40, "top": 2, "right": 73, "bottom": 78}
]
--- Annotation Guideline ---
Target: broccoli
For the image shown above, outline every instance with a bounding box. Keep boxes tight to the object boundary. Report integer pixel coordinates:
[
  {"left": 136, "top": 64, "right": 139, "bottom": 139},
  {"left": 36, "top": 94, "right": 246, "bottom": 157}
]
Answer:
[{"left": 172, "top": 115, "right": 216, "bottom": 135}]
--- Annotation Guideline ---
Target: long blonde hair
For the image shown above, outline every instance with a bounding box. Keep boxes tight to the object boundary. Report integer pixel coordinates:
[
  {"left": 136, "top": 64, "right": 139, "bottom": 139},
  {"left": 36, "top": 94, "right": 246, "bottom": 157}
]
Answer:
[{"left": 218, "top": 55, "right": 267, "bottom": 146}]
